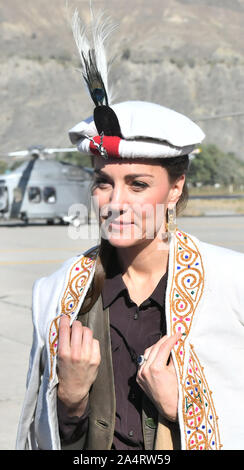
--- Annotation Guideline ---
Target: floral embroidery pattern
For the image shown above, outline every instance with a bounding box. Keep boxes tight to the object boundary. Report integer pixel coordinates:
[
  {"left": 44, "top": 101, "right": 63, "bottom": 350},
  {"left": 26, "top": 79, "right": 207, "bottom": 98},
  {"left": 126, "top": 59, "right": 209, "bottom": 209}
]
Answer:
[
  {"left": 170, "top": 230, "right": 204, "bottom": 376},
  {"left": 49, "top": 246, "right": 99, "bottom": 380},
  {"left": 170, "top": 230, "right": 222, "bottom": 450},
  {"left": 183, "top": 345, "right": 221, "bottom": 450}
]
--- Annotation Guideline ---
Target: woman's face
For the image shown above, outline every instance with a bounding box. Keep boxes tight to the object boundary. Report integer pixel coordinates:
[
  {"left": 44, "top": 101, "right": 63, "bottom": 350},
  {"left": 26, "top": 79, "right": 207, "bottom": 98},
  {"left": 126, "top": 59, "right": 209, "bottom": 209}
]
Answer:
[{"left": 92, "top": 156, "right": 185, "bottom": 248}]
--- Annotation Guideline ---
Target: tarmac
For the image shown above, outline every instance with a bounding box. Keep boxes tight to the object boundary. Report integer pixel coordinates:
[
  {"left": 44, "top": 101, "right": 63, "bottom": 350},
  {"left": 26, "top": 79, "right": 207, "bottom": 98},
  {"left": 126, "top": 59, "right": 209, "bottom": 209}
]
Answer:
[{"left": 0, "top": 215, "right": 244, "bottom": 450}]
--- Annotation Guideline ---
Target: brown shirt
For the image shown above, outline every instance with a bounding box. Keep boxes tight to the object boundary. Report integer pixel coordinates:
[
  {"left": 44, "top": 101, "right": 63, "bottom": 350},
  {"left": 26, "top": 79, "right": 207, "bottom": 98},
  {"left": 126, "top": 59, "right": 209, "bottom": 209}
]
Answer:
[{"left": 58, "top": 264, "right": 168, "bottom": 449}]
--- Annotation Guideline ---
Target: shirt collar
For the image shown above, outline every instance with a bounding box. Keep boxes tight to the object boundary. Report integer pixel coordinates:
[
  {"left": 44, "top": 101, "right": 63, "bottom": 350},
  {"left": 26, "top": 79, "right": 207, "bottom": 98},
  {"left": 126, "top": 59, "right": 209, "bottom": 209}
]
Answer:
[
  {"left": 102, "top": 271, "right": 126, "bottom": 309},
  {"left": 102, "top": 268, "right": 168, "bottom": 309}
]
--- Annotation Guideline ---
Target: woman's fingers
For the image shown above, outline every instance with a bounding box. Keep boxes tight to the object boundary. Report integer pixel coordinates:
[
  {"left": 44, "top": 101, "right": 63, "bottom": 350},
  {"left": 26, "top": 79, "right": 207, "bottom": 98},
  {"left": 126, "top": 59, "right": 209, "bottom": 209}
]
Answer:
[
  {"left": 70, "top": 322, "right": 94, "bottom": 360},
  {"left": 153, "top": 332, "right": 181, "bottom": 369},
  {"left": 80, "top": 325, "right": 94, "bottom": 356},
  {"left": 58, "top": 316, "right": 100, "bottom": 364},
  {"left": 142, "top": 335, "right": 169, "bottom": 365},
  {"left": 57, "top": 316, "right": 101, "bottom": 410},
  {"left": 136, "top": 332, "right": 181, "bottom": 421},
  {"left": 141, "top": 332, "right": 181, "bottom": 369},
  {"left": 58, "top": 315, "right": 72, "bottom": 355}
]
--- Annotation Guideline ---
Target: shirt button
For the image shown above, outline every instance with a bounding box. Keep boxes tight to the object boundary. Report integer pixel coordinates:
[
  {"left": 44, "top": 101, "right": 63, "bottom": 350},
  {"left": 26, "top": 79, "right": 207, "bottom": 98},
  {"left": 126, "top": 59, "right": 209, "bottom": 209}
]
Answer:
[
  {"left": 128, "top": 430, "right": 134, "bottom": 437},
  {"left": 134, "top": 307, "right": 139, "bottom": 320}
]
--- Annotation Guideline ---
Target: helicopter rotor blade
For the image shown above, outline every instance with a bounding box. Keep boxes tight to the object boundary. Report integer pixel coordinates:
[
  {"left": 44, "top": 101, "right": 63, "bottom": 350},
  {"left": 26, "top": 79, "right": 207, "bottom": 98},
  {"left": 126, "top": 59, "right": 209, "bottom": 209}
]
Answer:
[
  {"left": 7, "top": 150, "right": 30, "bottom": 158},
  {"left": 5, "top": 147, "right": 79, "bottom": 164},
  {"left": 43, "top": 148, "right": 79, "bottom": 154}
]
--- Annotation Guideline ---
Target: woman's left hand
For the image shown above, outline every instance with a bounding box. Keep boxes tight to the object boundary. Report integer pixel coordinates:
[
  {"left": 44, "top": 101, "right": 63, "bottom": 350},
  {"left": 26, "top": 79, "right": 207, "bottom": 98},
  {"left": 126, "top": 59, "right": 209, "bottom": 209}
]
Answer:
[{"left": 136, "top": 332, "right": 181, "bottom": 422}]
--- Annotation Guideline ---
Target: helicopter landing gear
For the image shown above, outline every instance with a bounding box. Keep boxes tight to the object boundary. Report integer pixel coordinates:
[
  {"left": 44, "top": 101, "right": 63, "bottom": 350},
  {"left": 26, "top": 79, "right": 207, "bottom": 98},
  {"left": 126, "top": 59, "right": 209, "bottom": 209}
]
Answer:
[{"left": 20, "top": 212, "right": 29, "bottom": 224}]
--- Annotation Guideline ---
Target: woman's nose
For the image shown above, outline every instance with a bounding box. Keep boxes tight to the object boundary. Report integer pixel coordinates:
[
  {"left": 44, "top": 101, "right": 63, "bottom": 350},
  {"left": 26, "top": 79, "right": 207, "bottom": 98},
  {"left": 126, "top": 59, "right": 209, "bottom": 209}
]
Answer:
[
  {"left": 106, "top": 185, "right": 129, "bottom": 218},
  {"left": 109, "top": 184, "right": 127, "bottom": 206}
]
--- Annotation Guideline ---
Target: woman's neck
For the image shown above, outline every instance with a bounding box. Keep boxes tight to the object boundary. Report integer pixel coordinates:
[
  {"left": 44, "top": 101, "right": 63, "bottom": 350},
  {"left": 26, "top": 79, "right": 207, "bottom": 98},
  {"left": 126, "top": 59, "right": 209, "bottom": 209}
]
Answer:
[{"left": 116, "top": 236, "right": 169, "bottom": 282}]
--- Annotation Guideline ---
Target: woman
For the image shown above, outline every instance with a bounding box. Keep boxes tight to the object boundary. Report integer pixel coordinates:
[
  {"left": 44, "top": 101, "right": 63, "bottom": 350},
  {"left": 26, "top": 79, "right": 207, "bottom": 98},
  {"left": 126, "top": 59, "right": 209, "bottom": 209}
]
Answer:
[
  {"left": 16, "top": 11, "right": 244, "bottom": 450},
  {"left": 57, "top": 145, "right": 188, "bottom": 450}
]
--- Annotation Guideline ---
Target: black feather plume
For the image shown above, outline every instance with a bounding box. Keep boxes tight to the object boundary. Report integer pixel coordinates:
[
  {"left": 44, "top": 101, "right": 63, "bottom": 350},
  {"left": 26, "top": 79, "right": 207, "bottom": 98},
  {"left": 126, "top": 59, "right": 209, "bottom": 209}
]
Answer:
[
  {"left": 94, "top": 106, "right": 122, "bottom": 137},
  {"left": 82, "top": 50, "right": 109, "bottom": 107},
  {"left": 71, "top": 9, "right": 122, "bottom": 138}
]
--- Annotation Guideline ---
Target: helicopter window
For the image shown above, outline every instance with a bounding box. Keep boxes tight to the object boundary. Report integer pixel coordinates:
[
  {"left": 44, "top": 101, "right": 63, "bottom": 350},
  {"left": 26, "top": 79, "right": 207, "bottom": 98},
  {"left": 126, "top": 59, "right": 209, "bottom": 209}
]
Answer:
[
  {"left": 0, "top": 186, "right": 8, "bottom": 212},
  {"left": 43, "top": 187, "right": 56, "bottom": 204},
  {"left": 28, "top": 187, "right": 41, "bottom": 203}
]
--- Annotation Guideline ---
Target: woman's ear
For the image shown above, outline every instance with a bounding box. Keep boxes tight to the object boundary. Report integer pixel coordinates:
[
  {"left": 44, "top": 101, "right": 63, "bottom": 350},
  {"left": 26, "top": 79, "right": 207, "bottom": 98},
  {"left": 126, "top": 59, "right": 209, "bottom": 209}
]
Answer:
[{"left": 168, "top": 174, "right": 185, "bottom": 205}]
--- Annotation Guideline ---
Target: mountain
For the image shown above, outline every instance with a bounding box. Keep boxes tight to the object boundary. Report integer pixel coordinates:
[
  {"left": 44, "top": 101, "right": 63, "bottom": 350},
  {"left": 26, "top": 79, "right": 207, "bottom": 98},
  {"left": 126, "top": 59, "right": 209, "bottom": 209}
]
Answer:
[{"left": 1, "top": 0, "right": 244, "bottom": 159}]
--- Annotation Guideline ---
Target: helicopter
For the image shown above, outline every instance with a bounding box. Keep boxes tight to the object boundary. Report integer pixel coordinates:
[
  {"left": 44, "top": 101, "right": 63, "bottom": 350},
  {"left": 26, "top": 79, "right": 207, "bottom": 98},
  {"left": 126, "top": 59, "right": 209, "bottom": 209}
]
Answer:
[{"left": 0, "top": 145, "right": 94, "bottom": 226}]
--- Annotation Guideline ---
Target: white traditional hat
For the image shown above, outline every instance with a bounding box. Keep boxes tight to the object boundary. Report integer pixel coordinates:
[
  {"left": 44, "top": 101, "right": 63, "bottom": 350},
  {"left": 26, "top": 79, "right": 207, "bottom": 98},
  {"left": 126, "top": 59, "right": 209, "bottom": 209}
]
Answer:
[
  {"left": 69, "top": 10, "right": 205, "bottom": 159},
  {"left": 69, "top": 100, "right": 205, "bottom": 159}
]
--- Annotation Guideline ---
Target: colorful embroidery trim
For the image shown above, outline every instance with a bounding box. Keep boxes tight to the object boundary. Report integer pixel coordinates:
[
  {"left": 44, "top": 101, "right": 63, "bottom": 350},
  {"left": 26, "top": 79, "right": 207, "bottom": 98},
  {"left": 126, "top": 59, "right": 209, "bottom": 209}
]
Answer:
[
  {"left": 183, "top": 345, "right": 222, "bottom": 450},
  {"left": 48, "top": 246, "right": 99, "bottom": 380},
  {"left": 171, "top": 230, "right": 222, "bottom": 450}
]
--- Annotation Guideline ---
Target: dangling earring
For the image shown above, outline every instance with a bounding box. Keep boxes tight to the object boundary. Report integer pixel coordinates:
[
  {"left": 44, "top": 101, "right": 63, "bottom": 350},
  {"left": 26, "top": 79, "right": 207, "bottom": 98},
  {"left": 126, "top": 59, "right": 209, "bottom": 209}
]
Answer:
[{"left": 166, "top": 205, "right": 177, "bottom": 235}]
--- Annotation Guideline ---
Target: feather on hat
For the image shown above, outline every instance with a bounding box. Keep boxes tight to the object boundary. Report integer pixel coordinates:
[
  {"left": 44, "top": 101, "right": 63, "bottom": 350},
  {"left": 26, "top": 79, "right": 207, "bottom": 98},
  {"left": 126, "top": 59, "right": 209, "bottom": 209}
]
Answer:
[{"left": 69, "top": 9, "right": 205, "bottom": 159}]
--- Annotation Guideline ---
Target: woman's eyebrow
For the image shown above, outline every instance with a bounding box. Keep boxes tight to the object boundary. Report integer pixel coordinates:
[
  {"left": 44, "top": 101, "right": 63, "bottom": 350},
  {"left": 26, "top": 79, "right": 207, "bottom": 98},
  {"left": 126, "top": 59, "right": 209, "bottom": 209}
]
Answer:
[
  {"left": 125, "top": 173, "right": 154, "bottom": 179},
  {"left": 94, "top": 169, "right": 154, "bottom": 178}
]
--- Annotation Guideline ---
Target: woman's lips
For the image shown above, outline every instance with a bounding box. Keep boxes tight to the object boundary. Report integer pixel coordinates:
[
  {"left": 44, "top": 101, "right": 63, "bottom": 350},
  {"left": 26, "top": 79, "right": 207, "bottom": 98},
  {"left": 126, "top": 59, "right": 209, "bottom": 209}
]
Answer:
[
  {"left": 109, "top": 220, "right": 134, "bottom": 228},
  {"left": 111, "top": 221, "right": 132, "bottom": 224}
]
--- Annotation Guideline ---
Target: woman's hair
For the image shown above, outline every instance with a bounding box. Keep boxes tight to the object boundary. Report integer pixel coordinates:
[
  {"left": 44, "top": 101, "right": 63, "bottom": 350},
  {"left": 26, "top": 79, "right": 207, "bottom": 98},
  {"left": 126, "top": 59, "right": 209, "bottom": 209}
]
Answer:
[
  {"left": 160, "top": 154, "right": 189, "bottom": 215},
  {"left": 80, "top": 154, "right": 189, "bottom": 314}
]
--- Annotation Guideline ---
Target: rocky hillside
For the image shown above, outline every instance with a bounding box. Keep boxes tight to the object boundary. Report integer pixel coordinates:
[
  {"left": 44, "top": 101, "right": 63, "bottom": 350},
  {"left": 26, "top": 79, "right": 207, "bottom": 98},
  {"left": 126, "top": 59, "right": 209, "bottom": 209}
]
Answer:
[{"left": 1, "top": 0, "right": 244, "bottom": 159}]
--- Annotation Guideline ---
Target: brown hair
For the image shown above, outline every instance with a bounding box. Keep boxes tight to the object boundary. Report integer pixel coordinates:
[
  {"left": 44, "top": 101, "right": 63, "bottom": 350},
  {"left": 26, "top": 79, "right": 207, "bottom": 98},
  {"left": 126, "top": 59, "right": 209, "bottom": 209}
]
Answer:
[{"left": 80, "top": 154, "right": 189, "bottom": 314}]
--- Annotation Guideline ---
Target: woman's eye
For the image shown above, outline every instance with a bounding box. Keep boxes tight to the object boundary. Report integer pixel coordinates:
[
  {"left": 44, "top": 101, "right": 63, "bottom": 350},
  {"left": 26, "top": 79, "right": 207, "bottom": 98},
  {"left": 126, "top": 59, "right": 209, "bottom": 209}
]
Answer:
[
  {"left": 94, "top": 178, "right": 111, "bottom": 188},
  {"left": 132, "top": 181, "right": 149, "bottom": 190}
]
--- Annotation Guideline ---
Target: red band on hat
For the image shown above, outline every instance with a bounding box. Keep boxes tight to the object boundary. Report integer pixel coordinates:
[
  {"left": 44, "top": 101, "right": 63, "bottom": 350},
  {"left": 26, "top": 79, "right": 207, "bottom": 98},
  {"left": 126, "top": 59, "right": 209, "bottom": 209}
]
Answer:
[{"left": 89, "top": 135, "right": 121, "bottom": 158}]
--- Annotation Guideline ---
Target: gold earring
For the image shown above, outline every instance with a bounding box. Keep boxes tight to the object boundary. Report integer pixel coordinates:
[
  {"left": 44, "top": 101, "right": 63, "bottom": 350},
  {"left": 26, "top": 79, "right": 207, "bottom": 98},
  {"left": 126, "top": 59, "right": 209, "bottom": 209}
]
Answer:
[{"left": 166, "top": 206, "right": 177, "bottom": 234}]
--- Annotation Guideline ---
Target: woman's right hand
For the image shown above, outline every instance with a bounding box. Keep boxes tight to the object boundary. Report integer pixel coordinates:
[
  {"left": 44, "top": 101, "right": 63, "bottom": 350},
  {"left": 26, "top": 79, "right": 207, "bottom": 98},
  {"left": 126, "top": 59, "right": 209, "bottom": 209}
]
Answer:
[{"left": 57, "top": 315, "right": 101, "bottom": 417}]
